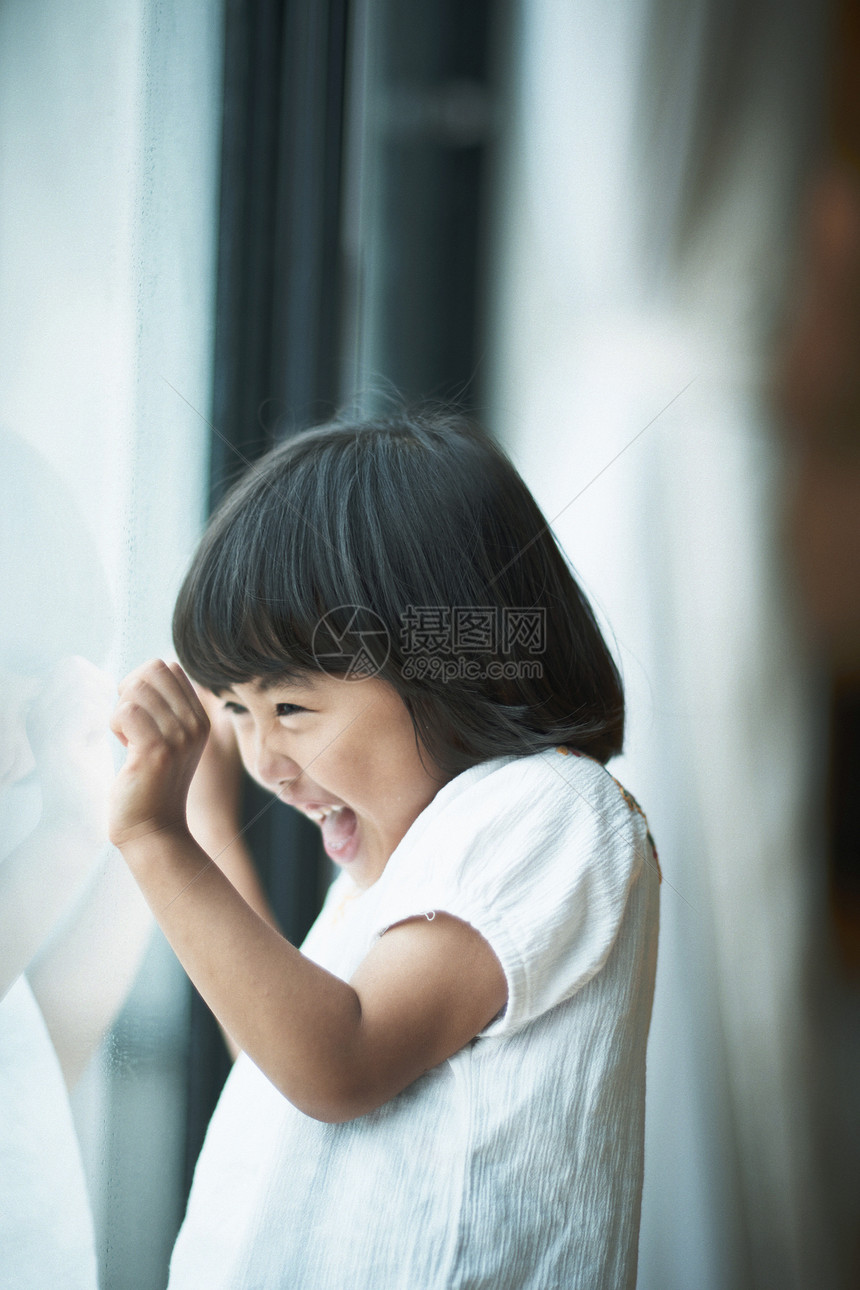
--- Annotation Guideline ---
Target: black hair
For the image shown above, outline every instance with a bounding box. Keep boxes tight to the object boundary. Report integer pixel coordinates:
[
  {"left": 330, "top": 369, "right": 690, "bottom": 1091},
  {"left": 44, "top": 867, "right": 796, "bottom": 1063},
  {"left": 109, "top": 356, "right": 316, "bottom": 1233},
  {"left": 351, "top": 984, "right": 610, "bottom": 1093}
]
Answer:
[{"left": 173, "top": 409, "right": 624, "bottom": 778}]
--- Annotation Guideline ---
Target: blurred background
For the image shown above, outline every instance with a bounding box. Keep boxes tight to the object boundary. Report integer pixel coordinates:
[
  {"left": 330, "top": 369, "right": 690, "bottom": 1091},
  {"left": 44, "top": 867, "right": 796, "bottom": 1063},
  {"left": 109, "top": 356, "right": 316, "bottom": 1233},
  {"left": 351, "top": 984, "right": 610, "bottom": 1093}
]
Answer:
[{"left": 0, "top": 0, "right": 858, "bottom": 1286}]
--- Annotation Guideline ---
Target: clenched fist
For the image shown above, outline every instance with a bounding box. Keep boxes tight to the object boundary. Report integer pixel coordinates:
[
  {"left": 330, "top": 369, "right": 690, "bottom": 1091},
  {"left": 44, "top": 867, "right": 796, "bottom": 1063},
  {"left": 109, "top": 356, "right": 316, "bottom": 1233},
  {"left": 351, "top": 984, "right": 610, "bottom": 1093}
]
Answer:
[{"left": 109, "top": 660, "right": 210, "bottom": 850}]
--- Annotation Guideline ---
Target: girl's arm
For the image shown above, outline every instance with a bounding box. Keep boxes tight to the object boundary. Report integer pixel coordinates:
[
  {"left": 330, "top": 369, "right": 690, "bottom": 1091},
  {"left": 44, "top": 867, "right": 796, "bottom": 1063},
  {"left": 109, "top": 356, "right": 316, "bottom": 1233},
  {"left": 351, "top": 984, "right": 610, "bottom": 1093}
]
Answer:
[
  {"left": 110, "top": 660, "right": 506, "bottom": 1124},
  {"left": 184, "top": 683, "right": 278, "bottom": 935},
  {"left": 184, "top": 685, "right": 280, "bottom": 1060}
]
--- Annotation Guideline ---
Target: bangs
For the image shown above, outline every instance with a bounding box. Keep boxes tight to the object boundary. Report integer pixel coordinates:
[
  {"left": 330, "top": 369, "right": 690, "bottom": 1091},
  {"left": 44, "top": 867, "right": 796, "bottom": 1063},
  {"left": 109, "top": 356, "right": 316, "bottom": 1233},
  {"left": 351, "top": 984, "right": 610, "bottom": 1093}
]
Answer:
[
  {"left": 172, "top": 572, "right": 316, "bottom": 693},
  {"left": 172, "top": 432, "right": 390, "bottom": 691}
]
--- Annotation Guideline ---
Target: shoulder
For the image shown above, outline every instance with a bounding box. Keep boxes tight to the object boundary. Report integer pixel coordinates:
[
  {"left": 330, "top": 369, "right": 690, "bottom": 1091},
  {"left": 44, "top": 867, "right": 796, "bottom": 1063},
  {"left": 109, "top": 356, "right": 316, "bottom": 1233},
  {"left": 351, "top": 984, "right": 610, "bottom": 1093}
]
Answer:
[
  {"left": 382, "top": 745, "right": 655, "bottom": 893},
  {"left": 434, "top": 746, "right": 653, "bottom": 882},
  {"left": 534, "top": 747, "right": 658, "bottom": 872},
  {"left": 438, "top": 744, "right": 639, "bottom": 816}
]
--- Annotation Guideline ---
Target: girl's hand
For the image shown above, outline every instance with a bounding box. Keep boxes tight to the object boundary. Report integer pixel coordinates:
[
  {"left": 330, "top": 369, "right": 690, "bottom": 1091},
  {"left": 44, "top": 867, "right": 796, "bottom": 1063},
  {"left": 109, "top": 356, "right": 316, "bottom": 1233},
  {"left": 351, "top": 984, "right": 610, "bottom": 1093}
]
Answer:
[{"left": 109, "top": 660, "right": 210, "bottom": 850}]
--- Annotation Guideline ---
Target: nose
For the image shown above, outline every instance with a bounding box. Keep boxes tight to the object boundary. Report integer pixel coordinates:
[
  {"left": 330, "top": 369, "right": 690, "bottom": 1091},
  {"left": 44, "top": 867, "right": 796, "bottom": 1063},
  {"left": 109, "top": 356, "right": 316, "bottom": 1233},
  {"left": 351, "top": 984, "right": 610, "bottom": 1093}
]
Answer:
[{"left": 250, "top": 725, "right": 302, "bottom": 794}]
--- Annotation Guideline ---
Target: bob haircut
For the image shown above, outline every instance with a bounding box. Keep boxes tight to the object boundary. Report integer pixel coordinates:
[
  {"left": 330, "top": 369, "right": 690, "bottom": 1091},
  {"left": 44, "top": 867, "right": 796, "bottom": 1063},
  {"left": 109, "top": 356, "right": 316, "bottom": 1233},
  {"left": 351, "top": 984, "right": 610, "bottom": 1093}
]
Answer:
[{"left": 173, "top": 409, "right": 624, "bottom": 778}]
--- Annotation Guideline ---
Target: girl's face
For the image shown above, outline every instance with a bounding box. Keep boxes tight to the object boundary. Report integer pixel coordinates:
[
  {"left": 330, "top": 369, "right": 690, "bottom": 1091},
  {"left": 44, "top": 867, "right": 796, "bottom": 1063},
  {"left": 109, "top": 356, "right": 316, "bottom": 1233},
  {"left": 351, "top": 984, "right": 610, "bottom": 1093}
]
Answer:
[{"left": 220, "top": 672, "right": 450, "bottom": 889}]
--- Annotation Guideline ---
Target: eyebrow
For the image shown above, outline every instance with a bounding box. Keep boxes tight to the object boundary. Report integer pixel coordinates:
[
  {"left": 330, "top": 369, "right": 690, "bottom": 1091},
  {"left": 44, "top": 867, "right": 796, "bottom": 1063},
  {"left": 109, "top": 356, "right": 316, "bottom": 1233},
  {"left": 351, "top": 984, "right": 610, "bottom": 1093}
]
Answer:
[
  {"left": 223, "top": 673, "right": 317, "bottom": 695},
  {"left": 259, "top": 675, "right": 322, "bottom": 696}
]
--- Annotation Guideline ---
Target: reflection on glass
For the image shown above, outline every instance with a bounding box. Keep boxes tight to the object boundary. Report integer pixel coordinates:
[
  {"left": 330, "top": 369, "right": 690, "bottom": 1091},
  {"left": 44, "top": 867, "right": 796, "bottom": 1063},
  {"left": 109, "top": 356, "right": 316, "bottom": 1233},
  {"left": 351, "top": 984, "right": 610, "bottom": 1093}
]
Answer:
[{"left": 0, "top": 430, "right": 149, "bottom": 1288}]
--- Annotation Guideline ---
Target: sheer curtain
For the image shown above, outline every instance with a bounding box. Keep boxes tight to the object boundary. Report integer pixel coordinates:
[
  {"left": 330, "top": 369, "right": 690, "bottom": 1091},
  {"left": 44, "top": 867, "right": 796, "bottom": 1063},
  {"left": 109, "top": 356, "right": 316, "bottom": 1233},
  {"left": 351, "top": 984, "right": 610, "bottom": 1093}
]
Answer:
[
  {"left": 0, "top": 2, "right": 222, "bottom": 1286},
  {"left": 489, "top": 2, "right": 840, "bottom": 1286}
]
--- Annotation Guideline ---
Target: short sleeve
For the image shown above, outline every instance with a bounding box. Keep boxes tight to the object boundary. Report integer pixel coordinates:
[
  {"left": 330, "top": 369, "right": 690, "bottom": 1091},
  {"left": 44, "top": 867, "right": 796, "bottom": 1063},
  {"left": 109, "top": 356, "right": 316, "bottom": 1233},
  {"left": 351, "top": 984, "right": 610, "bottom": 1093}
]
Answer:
[{"left": 370, "top": 749, "right": 656, "bottom": 1038}]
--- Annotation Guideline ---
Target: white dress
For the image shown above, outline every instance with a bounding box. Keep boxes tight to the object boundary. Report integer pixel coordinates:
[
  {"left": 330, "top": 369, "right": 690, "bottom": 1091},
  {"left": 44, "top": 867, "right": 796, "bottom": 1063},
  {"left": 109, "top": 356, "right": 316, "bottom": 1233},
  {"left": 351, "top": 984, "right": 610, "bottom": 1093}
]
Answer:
[{"left": 168, "top": 747, "right": 660, "bottom": 1289}]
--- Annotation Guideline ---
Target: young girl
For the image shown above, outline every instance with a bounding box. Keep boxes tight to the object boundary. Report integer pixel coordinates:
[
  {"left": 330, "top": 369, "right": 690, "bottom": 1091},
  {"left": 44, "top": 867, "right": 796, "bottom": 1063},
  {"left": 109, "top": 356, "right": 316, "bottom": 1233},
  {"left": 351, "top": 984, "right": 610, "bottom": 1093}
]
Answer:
[{"left": 109, "top": 410, "right": 660, "bottom": 1289}]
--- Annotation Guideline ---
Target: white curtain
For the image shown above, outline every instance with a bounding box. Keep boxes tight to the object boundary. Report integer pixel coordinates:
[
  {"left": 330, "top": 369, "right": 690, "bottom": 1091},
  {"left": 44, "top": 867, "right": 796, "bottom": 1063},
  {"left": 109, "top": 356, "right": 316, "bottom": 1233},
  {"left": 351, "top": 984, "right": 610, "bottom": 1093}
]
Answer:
[
  {"left": 489, "top": 2, "right": 840, "bottom": 1286},
  {"left": 0, "top": 2, "right": 222, "bottom": 1286}
]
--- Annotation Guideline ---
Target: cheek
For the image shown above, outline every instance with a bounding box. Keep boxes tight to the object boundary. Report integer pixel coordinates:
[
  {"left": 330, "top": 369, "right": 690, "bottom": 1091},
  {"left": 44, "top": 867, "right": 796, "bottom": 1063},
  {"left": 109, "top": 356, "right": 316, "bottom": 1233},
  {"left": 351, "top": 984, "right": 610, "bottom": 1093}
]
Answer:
[
  {"left": 343, "top": 739, "right": 425, "bottom": 811},
  {"left": 309, "top": 733, "right": 379, "bottom": 809},
  {"left": 233, "top": 727, "right": 256, "bottom": 775}
]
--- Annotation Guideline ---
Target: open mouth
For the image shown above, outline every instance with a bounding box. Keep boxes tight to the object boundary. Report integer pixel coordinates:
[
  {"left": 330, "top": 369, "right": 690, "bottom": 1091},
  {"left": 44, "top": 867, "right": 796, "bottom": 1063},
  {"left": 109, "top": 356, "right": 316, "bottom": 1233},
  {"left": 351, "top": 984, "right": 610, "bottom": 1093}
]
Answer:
[
  {"left": 303, "top": 805, "right": 342, "bottom": 823},
  {"left": 303, "top": 804, "right": 359, "bottom": 861}
]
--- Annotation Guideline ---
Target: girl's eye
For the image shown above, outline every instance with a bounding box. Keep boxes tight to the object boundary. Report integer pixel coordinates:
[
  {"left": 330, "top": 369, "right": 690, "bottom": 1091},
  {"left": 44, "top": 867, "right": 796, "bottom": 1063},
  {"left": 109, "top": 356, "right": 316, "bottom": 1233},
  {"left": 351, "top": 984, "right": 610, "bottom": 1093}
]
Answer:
[
  {"left": 223, "top": 701, "right": 248, "bottom": 716},
  {"left": 276, "top": 703, "right": 305, "bottom": 717}
]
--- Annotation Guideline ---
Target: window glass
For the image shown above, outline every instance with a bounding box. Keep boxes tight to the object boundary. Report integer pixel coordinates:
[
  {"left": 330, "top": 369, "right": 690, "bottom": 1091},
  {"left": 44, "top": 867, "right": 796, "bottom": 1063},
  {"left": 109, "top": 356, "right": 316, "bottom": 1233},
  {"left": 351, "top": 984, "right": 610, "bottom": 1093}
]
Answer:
[{"left": 0, "top": 3, "right": 222, "bottom": 1286}]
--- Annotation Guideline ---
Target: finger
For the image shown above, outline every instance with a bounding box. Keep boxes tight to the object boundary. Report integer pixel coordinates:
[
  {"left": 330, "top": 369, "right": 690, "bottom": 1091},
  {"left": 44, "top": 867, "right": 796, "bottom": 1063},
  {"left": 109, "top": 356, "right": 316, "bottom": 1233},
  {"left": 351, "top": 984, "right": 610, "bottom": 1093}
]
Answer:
[
  {"left": 117, "top": 671, "right": 204, "bottom": 745},
  {"left": 110, "top": 696, "right": 163, "bottom": 750},
  {"left": 120, "top": 658, "right": 184, "bottom": 696},
  {"left": 167, "top": 662, "right": 211, "bottom": 723},
  {"left": 120, "top": 660, "right": 206, "bottom": 732},
  {"left": 117, "top": 658, "right": 163, "bottom": 703},
  {"left": 109, "top": 707, "right": 129, "bottom": 748},
  {"left": 151, "top": 660, "right": 208, "bottom": 725}
]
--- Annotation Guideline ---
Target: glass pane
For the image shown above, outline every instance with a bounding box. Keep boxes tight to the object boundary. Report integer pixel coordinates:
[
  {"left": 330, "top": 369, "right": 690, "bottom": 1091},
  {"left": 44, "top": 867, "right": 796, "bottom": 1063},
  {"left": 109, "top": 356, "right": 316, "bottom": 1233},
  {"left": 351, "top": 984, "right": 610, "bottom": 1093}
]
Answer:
[{"left": 0, "top": 3, "right": 223, "bottom": 1286}]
